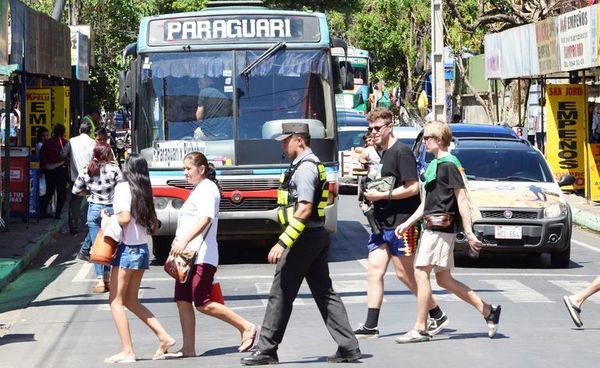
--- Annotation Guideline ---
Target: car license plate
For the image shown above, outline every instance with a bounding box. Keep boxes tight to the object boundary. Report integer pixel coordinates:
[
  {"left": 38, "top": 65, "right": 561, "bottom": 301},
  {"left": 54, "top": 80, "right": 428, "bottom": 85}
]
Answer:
[{"left": 495, "top": 225, "right": 522, "bottom": 239}]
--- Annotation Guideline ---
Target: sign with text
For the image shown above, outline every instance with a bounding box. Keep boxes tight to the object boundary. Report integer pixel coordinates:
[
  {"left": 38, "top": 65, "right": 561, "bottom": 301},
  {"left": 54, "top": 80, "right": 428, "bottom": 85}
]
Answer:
[
  {"left": 147, "top": 15, "right": 320, "bottom": 46},
  {"left": 0, "top": 147, "right": 30, "bottom": 215},
  {"left": 25, "top": 88, "right": 52, "bottom": 155},
  {"left": 545, "top": 84, "right": 586, "bottom": 190},
  {"left": 50, "top": 86, "right": 71, "bottom": 137},
  {"left": 586, "top": 143, "right": 600, "bottom": 201},
  {"left": 558, "top": 6, "right": 597, "bottom": 71},
  {"left": 536, "top": 17, "right": 560, "bottom": 74}
]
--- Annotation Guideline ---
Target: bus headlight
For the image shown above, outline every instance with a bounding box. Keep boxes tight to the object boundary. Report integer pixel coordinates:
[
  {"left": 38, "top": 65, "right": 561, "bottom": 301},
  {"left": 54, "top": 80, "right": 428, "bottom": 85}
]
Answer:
[
  {"left": 154, "top": 197, "right": 169, "bottom": 210},
  {"left": 171, "top": 199, "right": 185, "bottom": 209},
  {"left": 544, "top": 203, "right": 567, "bottom": 218}
]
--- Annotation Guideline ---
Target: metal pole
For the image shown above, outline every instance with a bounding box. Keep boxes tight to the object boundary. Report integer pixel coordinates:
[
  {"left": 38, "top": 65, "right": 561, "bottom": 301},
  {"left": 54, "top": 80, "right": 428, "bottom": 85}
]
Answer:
[
  {"left": 3, "top": 85, "right": 11, "bottom": 223},
  {"left": 431, "top": 0, "right": 445, "bottom": 122}
]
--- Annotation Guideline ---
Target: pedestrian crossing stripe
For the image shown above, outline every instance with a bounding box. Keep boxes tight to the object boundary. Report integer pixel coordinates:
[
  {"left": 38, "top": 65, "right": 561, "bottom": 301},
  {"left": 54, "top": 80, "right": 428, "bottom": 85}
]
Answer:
[
  {"left": 548, "top": 280, "right": 600, "bottom": 303},
  {"left": 480, "top": 279, "right": 553, "bottom": 303}
]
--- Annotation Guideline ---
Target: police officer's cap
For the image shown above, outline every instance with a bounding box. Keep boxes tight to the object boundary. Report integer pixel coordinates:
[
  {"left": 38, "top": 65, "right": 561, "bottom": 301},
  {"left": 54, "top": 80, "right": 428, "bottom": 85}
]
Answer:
[{"left": 274, "top": 122, "right": 310, "bottom": 141}]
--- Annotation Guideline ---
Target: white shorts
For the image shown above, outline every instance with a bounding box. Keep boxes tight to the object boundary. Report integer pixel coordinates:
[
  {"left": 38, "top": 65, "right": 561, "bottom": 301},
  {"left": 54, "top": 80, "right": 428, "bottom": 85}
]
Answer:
[{"left": 414, "top": 230, "right": 456, "bottom": 273}]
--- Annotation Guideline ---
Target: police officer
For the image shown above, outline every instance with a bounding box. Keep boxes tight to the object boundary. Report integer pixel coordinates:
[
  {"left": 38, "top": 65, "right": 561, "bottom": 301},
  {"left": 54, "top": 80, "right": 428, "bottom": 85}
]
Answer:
[{"left": 241, "top": 123, "right": 361, "bottom": 366}]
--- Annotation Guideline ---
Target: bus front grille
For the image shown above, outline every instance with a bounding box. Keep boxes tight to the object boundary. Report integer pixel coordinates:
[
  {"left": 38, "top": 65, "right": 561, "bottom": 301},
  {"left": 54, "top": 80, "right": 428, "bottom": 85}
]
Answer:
[
  {"left": 220, "top": 198, "right": 279, "bottom": 212},
  {"left": 166, "top": 179, "right": 279, "bottom": 192}
]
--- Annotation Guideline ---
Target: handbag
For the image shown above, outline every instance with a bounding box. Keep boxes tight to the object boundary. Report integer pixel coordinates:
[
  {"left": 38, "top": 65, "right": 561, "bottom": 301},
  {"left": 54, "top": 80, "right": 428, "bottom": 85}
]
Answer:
[
  {"left": 423, "top": 213, "right": 454, "bottom": 231},
  {"left": 365, "top": 176, "right": 396, "bottom": 193},
  {"left": 91, "top": 228, "right": 119, "bottom": 265},
  {"left": 164, "top": 224, "right": 212, "bottom": 284}
]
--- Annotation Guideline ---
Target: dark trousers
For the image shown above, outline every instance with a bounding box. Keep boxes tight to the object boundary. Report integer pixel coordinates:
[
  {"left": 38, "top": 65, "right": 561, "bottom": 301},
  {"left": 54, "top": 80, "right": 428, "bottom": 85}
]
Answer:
[
  {"left": 40, "top": 166, "right": 68, "bottom": 217},
  {"left": 68, "top": 194, "right": 88, "bottom": 233},
  {"left": 257, "top": 227, "right": 359, "bottom": 354}
]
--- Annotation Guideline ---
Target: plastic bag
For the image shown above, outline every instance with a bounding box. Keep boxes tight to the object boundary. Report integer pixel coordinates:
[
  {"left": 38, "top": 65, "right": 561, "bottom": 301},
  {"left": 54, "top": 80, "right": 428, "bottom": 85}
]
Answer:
[{"left": 39, "top": 175, "right": 47, "bottom": 197}]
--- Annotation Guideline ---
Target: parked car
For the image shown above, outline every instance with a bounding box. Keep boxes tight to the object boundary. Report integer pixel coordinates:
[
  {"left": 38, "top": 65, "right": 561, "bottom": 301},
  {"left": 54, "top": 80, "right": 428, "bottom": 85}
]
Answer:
[
  {"left": 392, "top": 126, "right": 420, "bottom": 147},
  {"left": 448, "top": 138, "right": 574, "bottom": 268}
]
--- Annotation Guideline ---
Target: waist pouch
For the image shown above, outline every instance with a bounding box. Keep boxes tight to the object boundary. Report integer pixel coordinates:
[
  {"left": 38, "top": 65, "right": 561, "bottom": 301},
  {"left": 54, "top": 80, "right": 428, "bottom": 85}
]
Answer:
[{"left": 423, "top": 213, "right": 454, "bottom": 231}]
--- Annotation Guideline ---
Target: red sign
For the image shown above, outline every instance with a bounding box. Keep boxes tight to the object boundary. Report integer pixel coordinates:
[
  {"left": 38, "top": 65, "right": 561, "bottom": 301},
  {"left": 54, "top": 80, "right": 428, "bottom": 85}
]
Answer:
[{"left": 1, "top": 148, "right": 30, "bottom": 214}]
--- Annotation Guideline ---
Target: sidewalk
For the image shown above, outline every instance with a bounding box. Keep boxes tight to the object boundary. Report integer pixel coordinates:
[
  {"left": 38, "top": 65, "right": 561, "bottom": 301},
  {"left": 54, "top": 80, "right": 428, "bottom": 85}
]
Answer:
[{"left": 1, "top": 193, "right": 600, "bottom": 293}]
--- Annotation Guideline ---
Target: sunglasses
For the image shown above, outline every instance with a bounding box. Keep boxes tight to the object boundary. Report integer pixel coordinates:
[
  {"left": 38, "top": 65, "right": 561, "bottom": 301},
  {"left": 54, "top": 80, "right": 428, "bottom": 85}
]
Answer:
[
  {"left": 369, "top": 123, "right": 390, "bottom": 133},
  {"left": 423, "top": 135, "right": 435, "bottom": 141}
]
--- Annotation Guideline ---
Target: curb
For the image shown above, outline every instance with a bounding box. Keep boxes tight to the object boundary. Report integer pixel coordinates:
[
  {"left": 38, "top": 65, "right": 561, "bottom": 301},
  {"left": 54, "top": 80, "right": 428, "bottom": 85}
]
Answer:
[
  {"left": 570, "top": 204, "right": 600, "bottom": 233},
  {"left": 0, "top": 217, "right": 67, "bottom": 292}
]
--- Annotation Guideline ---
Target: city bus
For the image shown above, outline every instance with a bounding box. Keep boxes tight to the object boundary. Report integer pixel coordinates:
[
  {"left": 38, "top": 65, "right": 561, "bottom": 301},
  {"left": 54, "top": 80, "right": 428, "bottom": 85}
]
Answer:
[
  {"left": 332, "top": 46, "right": 370, "bottom": 113},
  {"left": 118, "top": 3, "right": 349, "bottom": 261}
]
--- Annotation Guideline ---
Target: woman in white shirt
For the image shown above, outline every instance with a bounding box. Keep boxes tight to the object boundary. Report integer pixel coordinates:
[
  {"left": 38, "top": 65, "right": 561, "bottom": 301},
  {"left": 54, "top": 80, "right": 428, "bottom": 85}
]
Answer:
[
  {"left": 101, "top": 154, "right": 175, "bottom": 363},
  {"left": 169, "top": 151, "right": 257, "bottom": 358}
]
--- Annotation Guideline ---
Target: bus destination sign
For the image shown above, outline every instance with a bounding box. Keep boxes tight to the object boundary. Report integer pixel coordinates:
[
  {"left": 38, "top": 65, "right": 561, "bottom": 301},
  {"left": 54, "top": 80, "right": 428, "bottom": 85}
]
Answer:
[{"left": 147, "top": 15, "right": 321, "bottom": 46}]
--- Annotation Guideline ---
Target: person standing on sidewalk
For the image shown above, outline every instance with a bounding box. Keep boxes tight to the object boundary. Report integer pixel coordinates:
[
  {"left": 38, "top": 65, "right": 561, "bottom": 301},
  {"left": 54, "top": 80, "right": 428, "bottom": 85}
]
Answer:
[
  {"left": 353, "top": 108, "right": 447, "bottom": 339},
  {"left": 394, "top": 121, "right": 501, "bottom": 343},
  {"left": 102, "top": 154, "right": 176, "bottom": 363},
  {"left": 61, "top": 120, "right": 95, "bottom": 235},
  {"left": 166, "top": 152, "right": 258, "bottom": 359},
  {"left": 563, "top": 277, "right": 600, "bottom": 327},
  {"left": 39, "top": 124, "right": 69, "bottom": 219},
  {"left": 241, "top": 123, "right": 361, "bottom": 365},
  {"left": 72, "top": 142, "right": 121, "bottom": 293}
]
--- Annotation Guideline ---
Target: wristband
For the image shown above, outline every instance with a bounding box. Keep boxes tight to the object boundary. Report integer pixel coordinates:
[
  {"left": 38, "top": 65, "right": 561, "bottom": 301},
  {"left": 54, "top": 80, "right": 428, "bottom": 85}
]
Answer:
[{"left": 277, "top": 217, "right": 307, "bottom": 248}]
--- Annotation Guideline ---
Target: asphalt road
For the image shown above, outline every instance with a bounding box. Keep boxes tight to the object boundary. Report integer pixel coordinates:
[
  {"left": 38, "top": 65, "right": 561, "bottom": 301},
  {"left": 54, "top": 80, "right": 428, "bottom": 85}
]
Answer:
[{"left": 1, "top": 194, "right": 600, "bottom": 367}]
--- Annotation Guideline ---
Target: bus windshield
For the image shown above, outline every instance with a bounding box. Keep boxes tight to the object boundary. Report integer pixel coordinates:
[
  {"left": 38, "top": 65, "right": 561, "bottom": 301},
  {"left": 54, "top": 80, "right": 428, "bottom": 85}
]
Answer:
[{"left": 137, "top": 49, "right": 333, "bottom": 166}]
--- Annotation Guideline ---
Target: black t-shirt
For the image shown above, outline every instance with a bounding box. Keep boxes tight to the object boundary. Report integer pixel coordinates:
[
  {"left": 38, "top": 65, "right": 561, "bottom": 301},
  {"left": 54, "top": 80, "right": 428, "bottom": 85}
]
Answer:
[
  {"left": 424, "top": 161, "right": 465, "bottom": 223},
  {"left": 373, "top": 140, "right": 420, "bottom": 229}
]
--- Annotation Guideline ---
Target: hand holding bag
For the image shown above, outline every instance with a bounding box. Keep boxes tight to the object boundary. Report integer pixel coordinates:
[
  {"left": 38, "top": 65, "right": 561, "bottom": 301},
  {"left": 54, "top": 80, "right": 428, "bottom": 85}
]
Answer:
[
  {"left": 164, "top": 224, "right": 212, "bottom": 284},
  {"left": 91, "top": 228, "right": 119, "bottom": 265}
]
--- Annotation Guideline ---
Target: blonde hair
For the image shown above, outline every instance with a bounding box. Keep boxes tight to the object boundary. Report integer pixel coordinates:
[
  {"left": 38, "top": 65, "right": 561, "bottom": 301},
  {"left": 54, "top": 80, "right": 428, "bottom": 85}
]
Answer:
[{"left": 423, "top": 121, "right": 452, "bottom": 147}]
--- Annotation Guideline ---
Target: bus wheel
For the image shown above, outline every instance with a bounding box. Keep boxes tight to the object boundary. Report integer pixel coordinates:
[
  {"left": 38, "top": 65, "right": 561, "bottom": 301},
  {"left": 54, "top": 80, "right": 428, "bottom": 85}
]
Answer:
[{"left": 151, "top": 235, "right": 172, "bottom": 265}]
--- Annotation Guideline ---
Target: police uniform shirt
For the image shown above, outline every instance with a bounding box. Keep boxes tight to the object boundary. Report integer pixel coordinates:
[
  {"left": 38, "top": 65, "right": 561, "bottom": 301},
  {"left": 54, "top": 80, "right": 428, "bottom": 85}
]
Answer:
[{"left": 288, "top": 148, "right": 323, "bottom": 228}]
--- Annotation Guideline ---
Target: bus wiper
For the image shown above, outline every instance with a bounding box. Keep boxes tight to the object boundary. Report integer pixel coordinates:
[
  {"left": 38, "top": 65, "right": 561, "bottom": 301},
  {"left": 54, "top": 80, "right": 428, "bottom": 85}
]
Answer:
[{"left": 240, "top": 42, "right": 287, "bottom": 78}]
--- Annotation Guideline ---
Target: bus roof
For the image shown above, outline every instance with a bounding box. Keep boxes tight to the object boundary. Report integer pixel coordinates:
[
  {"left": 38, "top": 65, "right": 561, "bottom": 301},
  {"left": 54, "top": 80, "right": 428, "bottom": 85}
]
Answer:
[{"left": 137, "top": 8, "right": 330, "bottom": 53}]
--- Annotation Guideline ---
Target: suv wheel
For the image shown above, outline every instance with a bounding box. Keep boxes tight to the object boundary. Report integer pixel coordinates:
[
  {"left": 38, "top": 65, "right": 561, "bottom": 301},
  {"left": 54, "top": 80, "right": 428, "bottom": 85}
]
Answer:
[{"left": 550, "top": 243, "right": 571, "bottom": 268}]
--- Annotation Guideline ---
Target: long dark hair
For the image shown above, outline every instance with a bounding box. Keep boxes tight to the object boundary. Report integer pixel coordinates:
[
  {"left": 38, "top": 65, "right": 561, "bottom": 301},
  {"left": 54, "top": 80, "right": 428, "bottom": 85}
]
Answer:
[
  {"left": 122, "top": 154, "right": 159, "bottom": 233},
  {"left": 87, "top": 142, "right": 112, "bottom": 177},
  {"left": 184, "top": 151, "right": 221, "bottom": 192}
]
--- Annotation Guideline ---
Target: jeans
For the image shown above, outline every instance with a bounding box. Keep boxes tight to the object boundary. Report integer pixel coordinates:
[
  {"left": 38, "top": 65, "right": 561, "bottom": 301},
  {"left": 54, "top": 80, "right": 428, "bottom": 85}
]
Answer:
[{"left": 81, "top": 203, "right": 113, "bottom": 278}]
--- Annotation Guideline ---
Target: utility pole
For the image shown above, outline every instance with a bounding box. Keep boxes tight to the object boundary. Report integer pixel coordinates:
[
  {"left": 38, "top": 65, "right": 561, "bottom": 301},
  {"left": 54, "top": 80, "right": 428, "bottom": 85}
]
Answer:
[{"left": 431, "top": 0, "right": 446, "bottom": 122}]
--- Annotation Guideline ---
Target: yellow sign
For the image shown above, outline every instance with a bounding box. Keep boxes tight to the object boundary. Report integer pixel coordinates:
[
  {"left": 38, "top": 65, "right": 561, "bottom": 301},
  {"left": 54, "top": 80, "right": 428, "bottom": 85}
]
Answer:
[
  {"left": 26, "top": 88, "right": 52, "bottom": 155},
  {"left": 545, "top": 84, "right": 586, "bottom": 190},
  {"left": 50, "top": 86, "right": 71, "bottom": 138},
  {"left": 586, "top": 143, "right": 600, "bottom": 201}
]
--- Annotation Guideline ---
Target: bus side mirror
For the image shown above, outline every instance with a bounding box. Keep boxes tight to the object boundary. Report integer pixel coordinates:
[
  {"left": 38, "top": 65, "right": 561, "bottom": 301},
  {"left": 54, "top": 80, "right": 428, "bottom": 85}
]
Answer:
[
  {"left": 340, "top": 61, "right": 355, "bottom": 90},
  {"left": 119, "top": 70, "right": 132, "bottom": 107}
]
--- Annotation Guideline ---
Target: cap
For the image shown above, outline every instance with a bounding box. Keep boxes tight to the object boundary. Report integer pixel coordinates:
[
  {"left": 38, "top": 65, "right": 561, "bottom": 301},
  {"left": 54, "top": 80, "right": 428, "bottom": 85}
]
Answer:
[{"left": 274, "top": 122, "right": 310, "bottom": 141}]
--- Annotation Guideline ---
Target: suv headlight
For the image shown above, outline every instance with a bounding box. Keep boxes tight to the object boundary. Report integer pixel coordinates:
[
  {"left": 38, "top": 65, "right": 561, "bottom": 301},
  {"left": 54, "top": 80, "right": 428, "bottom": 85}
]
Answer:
[
  {"left": 544, "top": 202, "right": 567, "bottom": 218},
  {"left": 154, "top": 197, "right": 169, "bottom": 210}
]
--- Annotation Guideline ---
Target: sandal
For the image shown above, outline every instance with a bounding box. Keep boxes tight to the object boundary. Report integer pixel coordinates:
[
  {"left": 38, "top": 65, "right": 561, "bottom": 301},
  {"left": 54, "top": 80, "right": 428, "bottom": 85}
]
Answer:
[
  {"left": 92, "top": 279, "right": 107, "bottom": 293},
  {"left": 238, "top": 324, "right": 260, "bottom": 352},
  {"left": 485, "top": 304, "right": 501, "bottom": 338},
  {"left": 563, "top": 295, "right": 583, "bottom": 327},
  {"left": 395, "top": 329, "right": 431, "bottom": 344}
]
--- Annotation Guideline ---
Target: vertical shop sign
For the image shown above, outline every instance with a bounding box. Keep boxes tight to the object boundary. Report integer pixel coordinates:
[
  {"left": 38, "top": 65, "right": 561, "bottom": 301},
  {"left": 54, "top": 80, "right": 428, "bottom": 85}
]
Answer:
[
  {"left": 545, "top": 84, "right": 586, "bottom": 190},
  {"left": 50, "top": 86, "right": 70, "bottom": 137},
  {"left": 586, "top": 143, "right": 600, "bottom": 201},
  {"left": 26, "top": 88, "right": 52, "bottom": 156}
]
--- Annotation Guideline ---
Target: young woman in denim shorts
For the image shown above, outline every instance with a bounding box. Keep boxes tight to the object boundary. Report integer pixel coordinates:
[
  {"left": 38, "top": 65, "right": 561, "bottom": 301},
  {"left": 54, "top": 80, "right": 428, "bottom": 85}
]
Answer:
[
  {"left": 167, "top": 151, "right": 257, "bottom": 358},
  {"left": 101, "top": 154, "right": 176, "bottom": 363}
]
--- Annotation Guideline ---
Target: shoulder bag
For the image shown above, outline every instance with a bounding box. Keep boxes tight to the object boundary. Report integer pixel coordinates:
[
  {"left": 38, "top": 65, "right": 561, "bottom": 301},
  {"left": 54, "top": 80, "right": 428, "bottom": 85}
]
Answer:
[{"left": 164, "top": 224, "right": 212, "bottom": 284}]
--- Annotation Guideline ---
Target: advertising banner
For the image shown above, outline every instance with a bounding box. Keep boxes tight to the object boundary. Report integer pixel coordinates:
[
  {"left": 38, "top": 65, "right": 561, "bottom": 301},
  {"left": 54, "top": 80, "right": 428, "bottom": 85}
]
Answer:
[
  {"left": 50, "top": 86, "right": 71, "bottom": 136},
  {"left": 558, "top": 5, "right": 597, "bottom": 71},
  {"left": 545, "top": 84, "right": 586, "bottom": 190},
  {"left": 484, "top": 33, "right": 501, "bottom": 79},
  {"left": 536, "top": 17, "right": 560, "bottom": 74},
  {"left": 0, "top": 147, "right": 30, "bottom": 215},
  {"left": 25, "top": 88, "right": 52, "bottom": 156},
  {"left": 586, "top": 143, "right": 600, "bottom": 201}
]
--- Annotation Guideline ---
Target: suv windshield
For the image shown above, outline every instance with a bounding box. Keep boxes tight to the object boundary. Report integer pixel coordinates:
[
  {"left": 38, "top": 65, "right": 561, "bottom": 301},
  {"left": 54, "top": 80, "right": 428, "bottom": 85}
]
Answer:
[
  {"left": 137, "top": 49, "right": 333, "bottom": 166},
  {"left": 453, "top": 148, "right": 554, "bottom": 183}
]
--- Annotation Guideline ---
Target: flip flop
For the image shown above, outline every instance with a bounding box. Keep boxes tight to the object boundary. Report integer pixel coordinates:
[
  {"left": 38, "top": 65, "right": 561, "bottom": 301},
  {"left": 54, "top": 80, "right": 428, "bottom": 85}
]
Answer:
[
  {"left": 563, "top": 295, "right": 583, "bottom": 327},
  {"left": 152, "top": 341, "right": 177, "bottom": 360},
  {"left": 238, "top": 324, "right": 260, "bottom": 352},
  {"left": 104, "top": 355, "right": 136, "bottom": 363}
]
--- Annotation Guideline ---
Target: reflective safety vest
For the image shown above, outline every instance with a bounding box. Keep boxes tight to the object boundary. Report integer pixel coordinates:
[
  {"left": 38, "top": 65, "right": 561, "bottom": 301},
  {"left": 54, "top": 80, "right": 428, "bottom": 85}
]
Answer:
[{"left": 277, "top": 158, "right": 328, "bottom": 227}]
